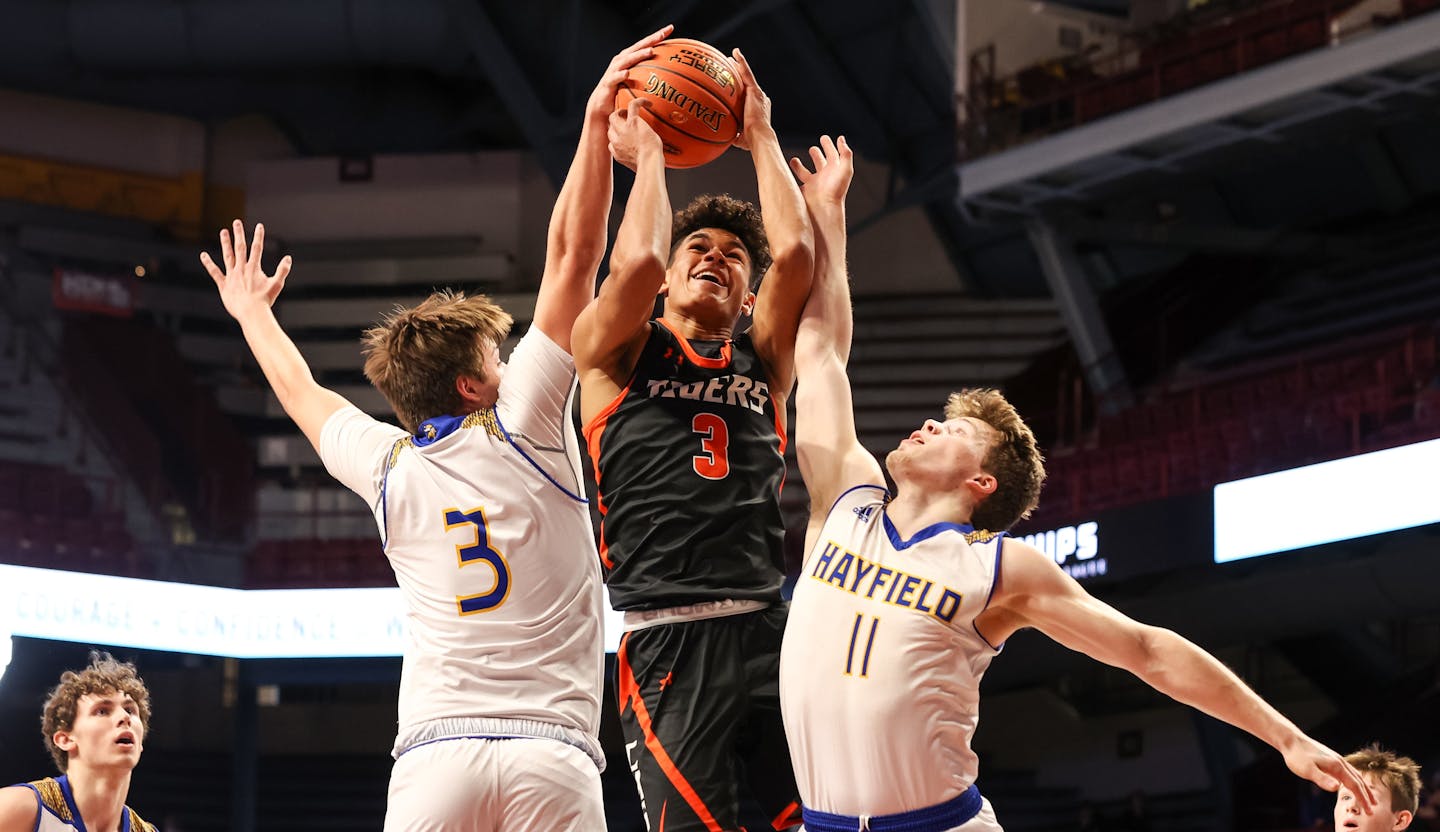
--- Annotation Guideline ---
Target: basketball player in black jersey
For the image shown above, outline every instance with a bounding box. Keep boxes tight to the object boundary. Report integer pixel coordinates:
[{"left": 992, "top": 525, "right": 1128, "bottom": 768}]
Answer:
[{"left": 572, "top": 50, "right": 813, "bottom": 832}]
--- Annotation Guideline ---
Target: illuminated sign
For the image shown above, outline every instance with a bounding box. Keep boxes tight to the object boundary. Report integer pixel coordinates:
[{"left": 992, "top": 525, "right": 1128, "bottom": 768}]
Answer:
[
  {"left": 1018, "top": 521, "right": 1104, "bottom": 580},
  {"left": 0, "top": 565, "right": 627, "bottom": 662},
  {"left": 1214, "top": 437, "right": 1440, "bottom": 563}
]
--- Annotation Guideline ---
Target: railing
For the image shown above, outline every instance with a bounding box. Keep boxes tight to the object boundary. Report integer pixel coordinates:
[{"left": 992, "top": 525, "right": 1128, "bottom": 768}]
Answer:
[{"left": 963, "top": 0, "right": 1437, "bottom": 159}]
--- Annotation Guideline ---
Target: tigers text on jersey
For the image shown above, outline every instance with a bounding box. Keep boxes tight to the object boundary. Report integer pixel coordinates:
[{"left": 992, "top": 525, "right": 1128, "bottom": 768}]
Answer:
[
  {"left": 779, "top": 485, "right": 1005, "bottom": 817},
  {"left": 319, "top": 328, "right": 604, "bottom": 768},
  {"left": 15, "top": 776, "right": 155, "bottom": 832},
  {"left": 584, "top": 319, "right": 787, "bottom": 610}
]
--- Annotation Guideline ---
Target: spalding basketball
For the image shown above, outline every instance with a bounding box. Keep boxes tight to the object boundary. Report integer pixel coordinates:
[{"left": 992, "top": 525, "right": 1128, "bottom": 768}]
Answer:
[{"left": 615, "top": 38, "right": 744, "bottom": 169}]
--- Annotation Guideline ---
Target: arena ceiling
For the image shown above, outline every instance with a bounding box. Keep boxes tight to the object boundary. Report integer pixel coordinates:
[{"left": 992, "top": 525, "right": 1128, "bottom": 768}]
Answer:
[{"left": 2, "top": 0, "right": 1440, "bottom": 304}]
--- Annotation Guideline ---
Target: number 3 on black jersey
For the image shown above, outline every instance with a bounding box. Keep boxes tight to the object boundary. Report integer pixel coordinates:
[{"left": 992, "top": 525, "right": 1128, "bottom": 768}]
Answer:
[
  {"left": 444, "top": 507, "right": 512, "bottom": 615},
  {"left": 691, "top": 412, "right": 730, "bottom": 480}
]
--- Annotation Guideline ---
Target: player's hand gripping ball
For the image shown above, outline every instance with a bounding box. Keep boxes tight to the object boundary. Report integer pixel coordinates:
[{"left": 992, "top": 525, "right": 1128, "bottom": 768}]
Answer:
[{"left": 614, "top": 38, "right": 744, "bottom": 169}]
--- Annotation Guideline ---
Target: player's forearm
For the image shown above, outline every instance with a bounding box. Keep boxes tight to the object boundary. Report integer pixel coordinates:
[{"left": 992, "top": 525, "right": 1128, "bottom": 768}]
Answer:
[
  {"left": 808, "top": 201, "right": 852, "bottom": 360},
  {"left": 750, "top": 125, "right": 815, "bottom": 278},
  {"left": 1140, "top": 628, "right": 1305, "bottom": 753},
  {"left": 607, "top": 145, "right": 671, "bottom": 292},
  {"left": 233, "top": 304, "right": 322, "bottom": 408},
  {"left": 545, "top": 111, "right": 614, "bottom": 274}
]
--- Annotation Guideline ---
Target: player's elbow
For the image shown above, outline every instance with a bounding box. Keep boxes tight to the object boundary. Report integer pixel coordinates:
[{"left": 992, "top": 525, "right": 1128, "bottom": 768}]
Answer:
[
  {"left": 607, "top": 247, "right": 667, "bottom": 288},
  {"left": 1132, "top": 625, "right": 1186, "bottom": 685},
  {"left": 769, "top": 233, "right": 815, "bottom": 286}
]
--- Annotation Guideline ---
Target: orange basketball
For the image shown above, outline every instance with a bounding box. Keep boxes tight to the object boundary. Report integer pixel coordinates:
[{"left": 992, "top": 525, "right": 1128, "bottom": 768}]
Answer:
[{"left": 615, "top": 38, "right": 744, "bottom": 169}]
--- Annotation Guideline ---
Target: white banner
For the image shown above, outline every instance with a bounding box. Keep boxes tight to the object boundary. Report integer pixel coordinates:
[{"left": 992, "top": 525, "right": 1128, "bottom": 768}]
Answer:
[
  {"left": 1214, "top": 437, "right": 1440, "bottom": 563},
  {"left": 0, "top": 565, "right": 625, "bottom": 660}
]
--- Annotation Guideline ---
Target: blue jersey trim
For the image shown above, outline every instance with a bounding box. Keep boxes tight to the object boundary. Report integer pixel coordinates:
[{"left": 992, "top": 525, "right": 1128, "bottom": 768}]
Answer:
[
  {"left": 802, "top": 783, "right": 983, "bottom": 832},
  {"left": 825, "top": 483, "right": 888, "bottom": 519},
  {"left": 493, "top": 409, "right": 588, "bottom": 504},
  {"left": 57, "top": 776, "right": 90, "bottom": 832},
  {"left": 882, "top": 513, "right": 975, "bottom": 551},
  {"left": 379, "top": 437, "right": 407, "bottom": 551},
  {"left": 974, "top": 535, "right": 1007, "bottom": 652},
  {"left": 413, "top": 413, "right": 466, "bottom": 446}
]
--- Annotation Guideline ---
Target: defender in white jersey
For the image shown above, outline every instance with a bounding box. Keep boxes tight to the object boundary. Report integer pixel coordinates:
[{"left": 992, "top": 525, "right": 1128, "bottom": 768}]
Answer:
[
  {"left": 0, "top": 653, "right": 157, "bottom": 832},
  {"left": 199, "top": 27, "right": 676, "bottom": 831},
  {"left": 781, "top": 136, "right": 1379, "bottom": 832}
]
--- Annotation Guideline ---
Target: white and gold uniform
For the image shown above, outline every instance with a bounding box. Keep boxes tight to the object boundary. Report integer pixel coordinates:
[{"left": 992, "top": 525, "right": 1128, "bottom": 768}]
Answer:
[
  {"left": 780, "top": 484, "right": 1006, "bottom": 832},
  {"left": 13, "top": 776, "right": 155, "bottom": 832},
  {"left": 319, "top": 328, "right": 604, "bottom": 831}
]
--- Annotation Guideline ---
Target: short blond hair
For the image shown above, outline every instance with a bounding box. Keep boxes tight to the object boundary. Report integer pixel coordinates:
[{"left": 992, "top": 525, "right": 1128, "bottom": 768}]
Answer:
[
  {"left": 361, "top": 290, "right": 513, "bottom": 433},
  {"left": 945, "top": 388, "right": 1046, "bottom": 531},
  {"left": 41, "top": 652, "right": 152, "bottom": 772},
  {"left": 1346, "top": 744, "right": 1422, "bottom": 814}
]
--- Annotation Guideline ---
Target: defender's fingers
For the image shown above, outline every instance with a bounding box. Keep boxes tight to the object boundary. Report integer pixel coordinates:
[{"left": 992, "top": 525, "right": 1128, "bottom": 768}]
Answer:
[
  {"left": 821, "top": 134, "right": 838, "bottom": 158},
  {"left": 219, "top": 229, "right": 235, "bottom": 271},
  {"left": 788, "top": 156, "right": 811, "bottom": 180},
  {"left": 231, "top": 220, "right": 248, "bottom": 267},
  {"left": 837, "top": 135, "right": 853, "bottom": 159},
  {"left": 249, "top": 223, "right": 265, "bottom": 269},
  {"left": 272, "top": 254, "right": 292, "bottom": 284},
  {"left": 808, "top": 145, "right": 825, "bottom": 169},
  {"left": 199, "top": 252, "right": 225, "bottom": 286}
]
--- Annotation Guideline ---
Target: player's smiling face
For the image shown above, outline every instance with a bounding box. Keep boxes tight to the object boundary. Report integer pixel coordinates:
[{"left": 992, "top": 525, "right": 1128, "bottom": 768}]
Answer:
[
  {"left": 663, "top": 228, "right": 755, "bottom": 326},
  {"left": 1335, "top": 775, "right": 1409, "bottom": 832},
  {"left": 57, "top": 690, "right": 145, "bottom": 772}
]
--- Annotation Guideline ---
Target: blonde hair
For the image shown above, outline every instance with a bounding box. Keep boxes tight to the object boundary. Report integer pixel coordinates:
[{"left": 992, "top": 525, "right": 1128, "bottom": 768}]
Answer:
[
  {"left": 361, "top": 290, "right": 513, "bottom": 433},
  {"left": 944, "top": 388, "right": 1046, "bottom": 531},
  {"left": 1346, "top": 744, "right": 1422, "bottom": 814},
  {"left": 41, "top": 651, "right": 152, "bottom": 772}
]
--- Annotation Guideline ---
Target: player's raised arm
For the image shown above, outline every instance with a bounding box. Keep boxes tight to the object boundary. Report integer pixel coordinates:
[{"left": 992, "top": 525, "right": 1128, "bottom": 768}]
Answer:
[
  {"left": 791, "top": 136, "right": 882, "bottom": 551},
  {"left": 571, "top": 99, "right": 670, "bottom": 412},
  {"left": 978, "top": 539, "right": 1381, "bottom": 813},
  {"left": 201, "top": 221, "right": 351, "bottom": 451},
  {"left": 730, "top": 48, "right": 815, "bottom": 396},
  {"left": 532, "top": 25, "right": 672, "bottom": 352}
]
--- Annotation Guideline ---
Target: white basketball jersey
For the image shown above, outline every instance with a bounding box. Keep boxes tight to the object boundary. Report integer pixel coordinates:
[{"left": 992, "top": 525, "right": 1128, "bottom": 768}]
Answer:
[
  {"left": 780, "top": 484, "right": 1005, "bottom": 817},
  {"left": 319, "top": 328, "right": 604, "bottom": 766}
]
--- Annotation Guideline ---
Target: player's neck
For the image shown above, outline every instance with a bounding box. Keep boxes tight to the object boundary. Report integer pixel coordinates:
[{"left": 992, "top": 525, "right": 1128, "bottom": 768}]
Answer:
[
  {"left": 65, "top": 765, "right": 131, "bottom": 832},
  {"left": 660, "top": 309, "right": 734, "bottom": 343},
  {"left": 886, "top": 487, "right": 974, "bottom": 537}
]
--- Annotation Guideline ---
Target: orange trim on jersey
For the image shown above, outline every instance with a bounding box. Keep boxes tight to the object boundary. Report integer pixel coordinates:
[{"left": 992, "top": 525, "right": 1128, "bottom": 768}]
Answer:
[
  {"left": 656, "top": 318, "right": 732, "bottom": 369},
  {"left": 771, "top": 800, "right": 802, "bottom": 830},
  {"left": 617, "top": 636, "right": 726, "bottom": 832},
  {"left": 771, "top": 391, "right": 789, "bottom": 496},
  {"left": 583, "top": 378, "right": 634, "bottom": 570}
]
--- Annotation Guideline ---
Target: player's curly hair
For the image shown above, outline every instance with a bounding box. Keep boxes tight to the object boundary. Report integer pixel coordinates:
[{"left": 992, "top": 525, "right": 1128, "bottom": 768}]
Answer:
[
  {"left": 41, "top": 651, "right": 152, "bottom": 772},
  {"left": 945, "top": 388, "right": 1046, "bottom": 532},
  {"left": 1345, "top": 744, "right": 1422, "bottom": 814},
  {"left": 362, "top": 290, "right": 513, "bottom": 434},
  {"left": 670, "top": 194, "right": 771, "bottom": 283}
]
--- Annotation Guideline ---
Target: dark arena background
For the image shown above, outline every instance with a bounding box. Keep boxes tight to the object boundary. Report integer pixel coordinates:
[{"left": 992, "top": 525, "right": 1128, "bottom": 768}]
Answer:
[{"left": 1, "top": 1, "right": 1438, "bottom": 830}]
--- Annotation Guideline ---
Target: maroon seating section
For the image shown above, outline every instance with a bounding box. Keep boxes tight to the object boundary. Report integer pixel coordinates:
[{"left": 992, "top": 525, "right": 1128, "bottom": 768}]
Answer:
[
  {"left": 61, "top": 316, "right": 255, "bottom": 540},
  {"left": 1032, "top": 327, "right": 1439, "bottom": 528},
  {"left": 0, "top": 460, "right": 143, "bottom": 576},
  {"left": 247, "top": 537, "right": 395, "bottom": 589}
]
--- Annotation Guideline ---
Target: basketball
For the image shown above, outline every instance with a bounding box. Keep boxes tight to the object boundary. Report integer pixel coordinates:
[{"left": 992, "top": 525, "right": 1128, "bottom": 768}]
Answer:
[{"left": 615, "top": 38, "right": 744, "bottom": 169}]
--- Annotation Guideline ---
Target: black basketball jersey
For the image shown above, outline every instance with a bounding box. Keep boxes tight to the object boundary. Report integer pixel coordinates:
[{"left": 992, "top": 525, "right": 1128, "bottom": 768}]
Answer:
[{"left": 584, "top": 319, "right": 787, "bottom": 610}]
